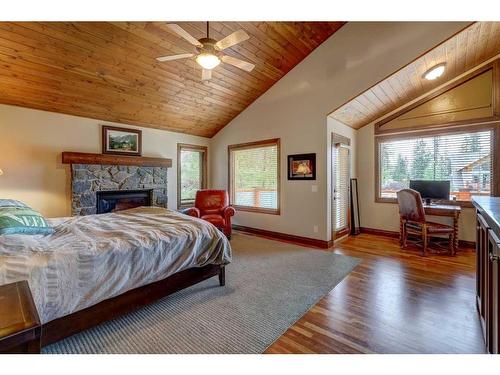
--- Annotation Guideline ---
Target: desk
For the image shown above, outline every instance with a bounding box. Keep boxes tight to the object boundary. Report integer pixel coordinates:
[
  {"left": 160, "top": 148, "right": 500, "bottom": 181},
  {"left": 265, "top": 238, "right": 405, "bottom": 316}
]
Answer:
[
  {"left": 424, "top": 204, "right": 462, "bottom": 253},
  {"left": 400, "top": 204, "right": 462, "bottom": 254}
]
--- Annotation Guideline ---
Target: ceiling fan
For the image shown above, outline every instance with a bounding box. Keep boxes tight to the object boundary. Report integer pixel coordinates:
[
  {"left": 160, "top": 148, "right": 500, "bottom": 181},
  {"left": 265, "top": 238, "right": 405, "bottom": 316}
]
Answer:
[{"left": 156, "top": 22, "right": 255, "bottom": 81}]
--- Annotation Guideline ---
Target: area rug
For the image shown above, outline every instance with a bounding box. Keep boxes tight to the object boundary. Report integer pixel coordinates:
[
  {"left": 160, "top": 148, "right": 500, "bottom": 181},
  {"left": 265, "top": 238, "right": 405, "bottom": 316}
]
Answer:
[{"left": 43, "top": 233, "right": 360, "bottom": 354}]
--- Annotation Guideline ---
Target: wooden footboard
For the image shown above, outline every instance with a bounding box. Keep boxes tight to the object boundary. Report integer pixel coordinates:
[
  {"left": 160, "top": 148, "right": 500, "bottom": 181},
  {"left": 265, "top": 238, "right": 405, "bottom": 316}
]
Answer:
[{"left": 41, "top": 264, "right": 225, "bottom": 347}]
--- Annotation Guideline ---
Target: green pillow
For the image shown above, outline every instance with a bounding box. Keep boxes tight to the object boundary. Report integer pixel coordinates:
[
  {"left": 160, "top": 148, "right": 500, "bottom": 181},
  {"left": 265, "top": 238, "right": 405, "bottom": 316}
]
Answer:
[{"left": 0, "top": 206, "right": 54, "bottom": 235}]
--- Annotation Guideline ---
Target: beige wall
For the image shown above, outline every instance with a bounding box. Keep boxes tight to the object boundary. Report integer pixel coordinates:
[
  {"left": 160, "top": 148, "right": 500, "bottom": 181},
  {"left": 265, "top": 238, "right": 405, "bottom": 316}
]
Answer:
[
  {"left": 0, "top": 104, "right": 209, "bottom": 218},
  {"left": 356, "top": 122, "right": 476, "bottom": 241},
  {"left": 210, "top": 22, "right": 469, "bottom": 241}
]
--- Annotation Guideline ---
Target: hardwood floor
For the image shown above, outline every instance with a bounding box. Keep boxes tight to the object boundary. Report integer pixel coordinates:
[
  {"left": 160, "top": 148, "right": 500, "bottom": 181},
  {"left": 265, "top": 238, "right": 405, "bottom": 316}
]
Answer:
[{"left": 265, "top": 233, "right": 485, "bottom": 354}]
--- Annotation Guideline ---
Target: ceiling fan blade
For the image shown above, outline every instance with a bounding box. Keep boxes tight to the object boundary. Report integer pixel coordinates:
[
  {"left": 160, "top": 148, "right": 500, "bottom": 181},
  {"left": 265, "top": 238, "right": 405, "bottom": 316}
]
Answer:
[
  {"left": 221, "top": 55, "right": 255, "bottom": 72},
  {"left": 202, "top": 69, "right": 212, "bottom": 81},
  {"left": 156, "top": 53, "right": 194, "bottom": 62},
  {"left": 214, "top": 29, "right": 250, "bottom": 51},
  {"left": 166, "top": 24, "right": 203, "bottom": 47}
]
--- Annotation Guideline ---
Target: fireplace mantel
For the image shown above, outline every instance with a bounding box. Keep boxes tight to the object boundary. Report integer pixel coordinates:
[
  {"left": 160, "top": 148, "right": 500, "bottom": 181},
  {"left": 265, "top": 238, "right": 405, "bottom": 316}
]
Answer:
[
  {"left": 62, "top": 152, "right": 172, "bottom": 168},
  {"left": 66, "top": 152, "right": 169, "bottom": 216}
]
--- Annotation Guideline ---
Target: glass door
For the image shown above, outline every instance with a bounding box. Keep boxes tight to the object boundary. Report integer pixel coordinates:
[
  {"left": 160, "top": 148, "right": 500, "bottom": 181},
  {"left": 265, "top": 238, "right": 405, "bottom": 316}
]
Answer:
[{"left": 333, "top": 144, "right": 350, "bottom": 238}]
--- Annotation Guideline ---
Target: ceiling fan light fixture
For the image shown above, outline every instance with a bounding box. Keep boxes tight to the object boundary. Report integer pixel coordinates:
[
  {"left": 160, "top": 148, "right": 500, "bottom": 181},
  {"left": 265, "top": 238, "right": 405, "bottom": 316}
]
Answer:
[
  {"left": 158, "top": 23, "right": 254, "bottom": 80},
  {"left": 196, "top": 53, "right": 221, "bottom": 70},
  {"left": 423, "top": 63, "right": 446, "bottom": 80}
]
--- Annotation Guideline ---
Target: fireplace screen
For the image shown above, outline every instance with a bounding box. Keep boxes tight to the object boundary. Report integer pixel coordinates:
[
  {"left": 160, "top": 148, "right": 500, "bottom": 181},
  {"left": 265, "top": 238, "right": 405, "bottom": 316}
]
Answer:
[{"left": 96, "top": 189, "right": 153, "bottom": 214}]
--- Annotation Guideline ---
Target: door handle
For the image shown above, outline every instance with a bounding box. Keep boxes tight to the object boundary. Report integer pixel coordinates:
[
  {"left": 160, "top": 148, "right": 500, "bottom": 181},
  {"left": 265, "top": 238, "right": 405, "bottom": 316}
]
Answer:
[{"left": 489, "top": 253, "right": 500, "bottom": 262}]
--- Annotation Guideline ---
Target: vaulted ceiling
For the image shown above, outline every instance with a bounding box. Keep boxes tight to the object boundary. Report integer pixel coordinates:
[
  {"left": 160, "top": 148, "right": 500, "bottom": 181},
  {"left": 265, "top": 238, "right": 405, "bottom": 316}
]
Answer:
[
  {"left": 329, "top": 22, "right": 500, "bottom": 129},
  {"left": 0, "top": 22, "right": 344, "bottom": 137}
]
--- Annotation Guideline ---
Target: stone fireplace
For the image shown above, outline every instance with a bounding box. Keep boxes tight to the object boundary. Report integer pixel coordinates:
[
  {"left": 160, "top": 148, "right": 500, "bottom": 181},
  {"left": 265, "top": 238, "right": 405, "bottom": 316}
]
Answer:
[
  {"left": 63, "top": 152, "right": 172, "bottom": 216},
  {"left": 70, "top": 163, "right": 168, "bottom": 216}
]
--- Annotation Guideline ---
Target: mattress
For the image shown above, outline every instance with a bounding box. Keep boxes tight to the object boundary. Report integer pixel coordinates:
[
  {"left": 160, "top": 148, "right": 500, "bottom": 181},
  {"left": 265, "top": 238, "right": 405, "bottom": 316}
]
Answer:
[{"left": 0, "top": 207, "right": 232, "bottom": 324}]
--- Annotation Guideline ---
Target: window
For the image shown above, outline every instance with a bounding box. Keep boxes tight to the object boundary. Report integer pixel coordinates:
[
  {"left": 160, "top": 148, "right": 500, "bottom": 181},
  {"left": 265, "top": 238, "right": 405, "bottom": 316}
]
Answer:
[
  {"left": 177, "top": 144, "right": 207, "bottom": 208},
  {"left": 333, "top": 144, "right": 350, "bottom": 234},
  {"left": 376, "top": 129, "right": 493, "bottom": 203},
  {"left": 228, "top": 139, "right": 280, "bottom": 214}
]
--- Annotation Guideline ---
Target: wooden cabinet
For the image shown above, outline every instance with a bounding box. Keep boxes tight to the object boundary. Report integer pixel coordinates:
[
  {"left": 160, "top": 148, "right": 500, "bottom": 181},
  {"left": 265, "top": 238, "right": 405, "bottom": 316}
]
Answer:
[
  {"left": 0, "top": 281, "right": 41, "bottom": 353},
  {"left": 474, "top": 197, "right": 500, "bottom": 354},
  {"left": 477, "top": 213, "right": 490, "bottom": 336},
  {"left": 486, "top": 230, "right": 500, "bottom": 353}
]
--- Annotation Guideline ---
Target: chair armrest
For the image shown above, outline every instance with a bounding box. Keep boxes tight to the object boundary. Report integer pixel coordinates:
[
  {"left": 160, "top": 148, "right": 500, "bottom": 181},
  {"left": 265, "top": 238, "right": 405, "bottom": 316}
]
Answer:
[
  {"left": 184, "top": 207, "right": 201, "bottom": 218},
  {"left": 223, "top": 206, "right": 236, "bottom": 218}
]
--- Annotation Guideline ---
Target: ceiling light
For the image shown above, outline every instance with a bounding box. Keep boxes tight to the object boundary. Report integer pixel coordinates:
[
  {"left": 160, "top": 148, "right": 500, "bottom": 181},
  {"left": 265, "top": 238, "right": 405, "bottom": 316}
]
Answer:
[
  {"left": 196, "top": 53, "right": 221, "bottom": 70},
  {"left": 423, "top": 63, "right": 446, "bottom": 80}
]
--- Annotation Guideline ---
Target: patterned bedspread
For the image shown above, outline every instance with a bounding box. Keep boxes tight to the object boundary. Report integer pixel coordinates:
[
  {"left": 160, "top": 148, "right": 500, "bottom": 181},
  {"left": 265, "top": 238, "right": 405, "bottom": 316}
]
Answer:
[{"left": 0, "top": 207, "right": 232, "bottom": 324}]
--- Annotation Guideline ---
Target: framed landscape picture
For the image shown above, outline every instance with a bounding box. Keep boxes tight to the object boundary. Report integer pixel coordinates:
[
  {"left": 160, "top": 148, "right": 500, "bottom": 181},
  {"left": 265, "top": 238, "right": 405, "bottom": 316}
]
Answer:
[
  {"left": 102, "top": 126, "right": 142, "bottom": 156},
  {"left": 288, "top": 153, "right": 316, "bottom": 180}
]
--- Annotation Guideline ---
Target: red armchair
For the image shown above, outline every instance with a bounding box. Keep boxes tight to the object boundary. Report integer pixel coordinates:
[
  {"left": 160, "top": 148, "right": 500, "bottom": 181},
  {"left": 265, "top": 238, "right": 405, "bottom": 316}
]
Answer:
[{"left": 185, "top": 190, "right": 235, "bottom": 239}]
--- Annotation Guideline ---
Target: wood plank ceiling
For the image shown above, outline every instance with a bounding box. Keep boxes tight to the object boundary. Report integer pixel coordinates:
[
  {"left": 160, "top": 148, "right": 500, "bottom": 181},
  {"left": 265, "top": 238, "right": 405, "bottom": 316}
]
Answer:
[
  {"left": 0, "top": 22, "right": 344, "bottom": 137},
  {"left": 329, "top": 22, "right": 500, "bottom": 129}
]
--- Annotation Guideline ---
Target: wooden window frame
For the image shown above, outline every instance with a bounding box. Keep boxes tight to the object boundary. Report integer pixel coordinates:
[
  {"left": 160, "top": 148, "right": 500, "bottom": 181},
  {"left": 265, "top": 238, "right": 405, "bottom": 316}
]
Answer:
[
  {"left": 228, "top": 138, "right": 281, "bottom": 215},
  {"left": 177, "top": 143, "right": 208, "bottom": 209},
  {"left": 374, "top": 123, "right": 499, "bottom": 208}
]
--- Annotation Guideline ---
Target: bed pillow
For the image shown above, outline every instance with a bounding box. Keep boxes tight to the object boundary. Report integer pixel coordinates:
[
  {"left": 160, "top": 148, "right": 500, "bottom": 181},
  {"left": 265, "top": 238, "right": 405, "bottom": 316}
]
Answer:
[
  {"left": 0, "top": 199, "right": 30, "bottom": 208},
  {"left": 0, "top": 206, "right": 54, "bottom": 235}
]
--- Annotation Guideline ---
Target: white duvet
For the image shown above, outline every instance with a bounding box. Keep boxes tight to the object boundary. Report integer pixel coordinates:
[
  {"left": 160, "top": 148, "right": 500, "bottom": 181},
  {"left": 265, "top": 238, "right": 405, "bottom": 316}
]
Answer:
[{"left": 0, "top": 207, "right": 232, "bottom": 323}]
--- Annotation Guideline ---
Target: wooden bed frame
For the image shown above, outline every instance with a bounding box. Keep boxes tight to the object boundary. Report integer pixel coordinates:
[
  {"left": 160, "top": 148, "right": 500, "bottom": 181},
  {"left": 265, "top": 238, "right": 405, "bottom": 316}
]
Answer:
[{"left": 41, "top": 264, "right": 225, "bottom": 347}]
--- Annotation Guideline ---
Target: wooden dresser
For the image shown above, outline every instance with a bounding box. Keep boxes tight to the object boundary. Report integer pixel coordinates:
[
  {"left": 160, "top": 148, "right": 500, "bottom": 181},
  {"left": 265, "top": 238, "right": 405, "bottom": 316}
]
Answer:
[{"left": 473, "top": 197, "right": 500, "bottom": 354}]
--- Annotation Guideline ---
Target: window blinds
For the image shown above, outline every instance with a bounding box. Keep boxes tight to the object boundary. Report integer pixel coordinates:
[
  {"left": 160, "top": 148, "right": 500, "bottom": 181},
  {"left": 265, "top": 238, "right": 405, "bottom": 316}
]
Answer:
[
  {"left": 231, "top": 143, "right": 278, "bottom": 210},
  {"left": 334, "top": 145, "right": 350, "bottom": 231},
  {"left": 378, "top": 130, "right": 492, "bottom": 200},
  {"left": 180, "top": 149, "right": 202, "bottom": 204}
]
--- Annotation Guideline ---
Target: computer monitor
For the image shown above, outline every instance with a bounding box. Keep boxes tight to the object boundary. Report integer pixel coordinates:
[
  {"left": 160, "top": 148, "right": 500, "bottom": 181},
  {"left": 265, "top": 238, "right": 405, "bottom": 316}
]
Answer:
[{"left": 409, "top": 180, "right": 450, "bottom": 201}]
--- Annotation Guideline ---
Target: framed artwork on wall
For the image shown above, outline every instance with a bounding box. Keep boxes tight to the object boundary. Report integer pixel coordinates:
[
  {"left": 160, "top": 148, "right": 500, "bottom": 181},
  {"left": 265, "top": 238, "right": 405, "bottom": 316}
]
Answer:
[
  {"left": 287, "top": 153, "right": 316, "bottom": 180},
  {"left": 102, "top": 125, "right": 142, "bottom": 156}
]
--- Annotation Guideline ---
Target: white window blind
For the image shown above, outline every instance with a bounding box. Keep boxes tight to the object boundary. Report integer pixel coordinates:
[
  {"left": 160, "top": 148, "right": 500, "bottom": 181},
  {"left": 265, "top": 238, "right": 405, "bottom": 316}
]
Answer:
[
  {"left": 179, "top": 148, "right": 204, "bottom": 205},
  {"left": 334, "top": 145, "right": 350, "bottom": 231},
  {"left": 230, "top": 142, "right": 279, "bottom": 211},
  {"left": 378, "top": 130, "right": 492, "bottom": 201}
]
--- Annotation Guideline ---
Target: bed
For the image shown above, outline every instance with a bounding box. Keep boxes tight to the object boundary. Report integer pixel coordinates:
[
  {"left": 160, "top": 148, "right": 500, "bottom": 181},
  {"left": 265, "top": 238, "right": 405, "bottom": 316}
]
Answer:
[{"left": 0, "top": 206, "right": 232, "bottom": 346}]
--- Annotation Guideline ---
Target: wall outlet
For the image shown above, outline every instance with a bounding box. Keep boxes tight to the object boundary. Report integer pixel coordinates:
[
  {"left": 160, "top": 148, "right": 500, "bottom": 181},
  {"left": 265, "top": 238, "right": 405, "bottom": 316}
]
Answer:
[
  {"left": 311, "top": 185, "right": 318, "bottom": 193},
  {"left": 313, "top": 225, "right": 319, "bottom": 233}
]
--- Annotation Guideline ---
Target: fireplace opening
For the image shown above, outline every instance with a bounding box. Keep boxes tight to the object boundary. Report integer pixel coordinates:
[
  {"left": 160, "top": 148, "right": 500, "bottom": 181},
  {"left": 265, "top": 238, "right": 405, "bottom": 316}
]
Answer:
[{"left": 96, "top": 189, "right": 153, "bottom": 214}]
